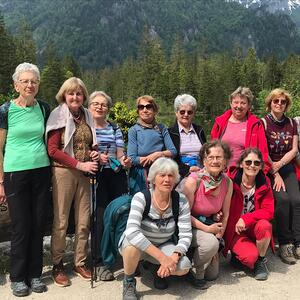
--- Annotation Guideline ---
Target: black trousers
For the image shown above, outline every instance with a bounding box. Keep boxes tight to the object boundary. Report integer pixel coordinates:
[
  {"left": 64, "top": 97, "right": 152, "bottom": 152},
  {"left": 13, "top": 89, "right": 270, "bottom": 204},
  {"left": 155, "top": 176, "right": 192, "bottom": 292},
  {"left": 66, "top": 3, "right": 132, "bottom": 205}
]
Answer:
[
  {"left": 4, "top": 166, "right": 51, "bottom": 282},
  {"left": 92, "top": 168, "right": 127, "bottom": 265},
  {"left": 270, "top": 164, "right": 300, "bottom": 245}
]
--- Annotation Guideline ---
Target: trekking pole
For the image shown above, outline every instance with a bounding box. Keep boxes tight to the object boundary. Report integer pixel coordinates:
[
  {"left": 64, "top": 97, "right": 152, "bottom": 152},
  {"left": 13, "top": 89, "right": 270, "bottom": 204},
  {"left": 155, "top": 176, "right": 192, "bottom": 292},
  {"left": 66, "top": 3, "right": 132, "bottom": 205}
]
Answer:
[{"left": 90, "top": 173, "right": 97, "bottom": 288}]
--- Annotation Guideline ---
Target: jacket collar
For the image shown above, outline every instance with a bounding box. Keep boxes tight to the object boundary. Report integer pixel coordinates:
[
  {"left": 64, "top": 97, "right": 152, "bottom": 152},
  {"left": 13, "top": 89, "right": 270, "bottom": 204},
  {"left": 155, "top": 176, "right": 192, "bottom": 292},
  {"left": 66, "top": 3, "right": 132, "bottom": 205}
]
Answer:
[{"left": 233, "top": 168, "right": 267, "bottom": 190}]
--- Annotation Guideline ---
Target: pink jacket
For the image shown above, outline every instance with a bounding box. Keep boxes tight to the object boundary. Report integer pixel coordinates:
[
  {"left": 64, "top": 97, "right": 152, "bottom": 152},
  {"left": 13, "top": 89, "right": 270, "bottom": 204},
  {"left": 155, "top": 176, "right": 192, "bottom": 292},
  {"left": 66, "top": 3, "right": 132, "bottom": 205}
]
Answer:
[{"left": 211, "top": 109, "right": 271, "bottom": 173}]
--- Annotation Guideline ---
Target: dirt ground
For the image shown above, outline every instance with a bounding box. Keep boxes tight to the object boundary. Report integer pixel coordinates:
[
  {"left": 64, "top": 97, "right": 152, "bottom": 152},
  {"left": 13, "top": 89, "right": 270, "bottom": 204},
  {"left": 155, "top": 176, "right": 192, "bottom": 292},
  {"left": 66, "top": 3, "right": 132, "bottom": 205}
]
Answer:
[{"left": 0, "top": 247, "right": 299, "bottom": 300}]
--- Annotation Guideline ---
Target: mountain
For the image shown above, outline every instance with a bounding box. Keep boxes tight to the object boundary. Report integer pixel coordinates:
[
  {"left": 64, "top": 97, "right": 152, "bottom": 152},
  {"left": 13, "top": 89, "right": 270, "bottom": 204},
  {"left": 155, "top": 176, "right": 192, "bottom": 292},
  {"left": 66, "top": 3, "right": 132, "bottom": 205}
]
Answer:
[
  {"left": 0, "top": 0, "right": 299, "bottom": 69},
  {"left": 230, "top": 0, "right": 300, "bottom": 12}
]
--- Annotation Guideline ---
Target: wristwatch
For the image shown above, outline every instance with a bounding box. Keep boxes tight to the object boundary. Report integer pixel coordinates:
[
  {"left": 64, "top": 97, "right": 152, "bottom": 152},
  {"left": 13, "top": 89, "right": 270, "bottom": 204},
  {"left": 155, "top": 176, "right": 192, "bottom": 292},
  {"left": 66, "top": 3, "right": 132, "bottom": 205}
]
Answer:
[{"left": 173, "top": 251, "right": 183, "bottom": 258}]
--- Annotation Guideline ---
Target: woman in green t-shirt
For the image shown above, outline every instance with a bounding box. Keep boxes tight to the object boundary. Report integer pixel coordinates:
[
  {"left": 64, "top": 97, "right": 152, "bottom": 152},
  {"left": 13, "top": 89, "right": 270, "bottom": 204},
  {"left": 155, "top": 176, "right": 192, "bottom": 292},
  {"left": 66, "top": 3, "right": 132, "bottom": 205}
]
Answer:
[{"left": 0, "top": 63, "right": 51, "bottom": 297}]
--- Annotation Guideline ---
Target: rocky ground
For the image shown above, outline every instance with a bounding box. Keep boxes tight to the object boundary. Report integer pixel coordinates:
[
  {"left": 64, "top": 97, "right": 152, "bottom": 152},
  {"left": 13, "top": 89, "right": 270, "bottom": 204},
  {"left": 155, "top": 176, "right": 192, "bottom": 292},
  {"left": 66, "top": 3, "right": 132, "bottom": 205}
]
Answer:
[{"left": 1, "top": 237, "right": 299, "bottom": 300}]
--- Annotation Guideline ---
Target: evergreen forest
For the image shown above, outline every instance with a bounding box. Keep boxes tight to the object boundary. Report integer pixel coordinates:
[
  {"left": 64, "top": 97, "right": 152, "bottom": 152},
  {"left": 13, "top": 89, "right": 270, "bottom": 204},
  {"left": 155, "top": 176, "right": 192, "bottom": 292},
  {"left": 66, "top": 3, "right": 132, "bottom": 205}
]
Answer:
[{"left": 1, "top": 1, "right": 300, "bottom": 136}]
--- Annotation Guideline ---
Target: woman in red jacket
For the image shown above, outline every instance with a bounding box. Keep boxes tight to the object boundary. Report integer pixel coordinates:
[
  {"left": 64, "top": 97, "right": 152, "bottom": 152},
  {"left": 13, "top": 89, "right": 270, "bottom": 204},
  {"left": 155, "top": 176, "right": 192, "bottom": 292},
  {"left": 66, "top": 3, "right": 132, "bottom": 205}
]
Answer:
[
  {"left": 223, "top": 148, "right": 274, "bottom": 281},
  {"left": 211, "top": 87, "right": 270, "bottom": 172}
]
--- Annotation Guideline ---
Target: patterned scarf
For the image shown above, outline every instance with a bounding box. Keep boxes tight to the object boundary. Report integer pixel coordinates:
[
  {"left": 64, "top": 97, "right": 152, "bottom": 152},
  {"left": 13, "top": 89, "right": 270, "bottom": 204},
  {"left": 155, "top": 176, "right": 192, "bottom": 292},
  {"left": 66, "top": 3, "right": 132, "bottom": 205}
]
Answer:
[
  {"left": 137, "top": 117, "right": 157, "bottom": 129},
  {"left": 195, "top": 169, "right": 223, "bottom": 195}
]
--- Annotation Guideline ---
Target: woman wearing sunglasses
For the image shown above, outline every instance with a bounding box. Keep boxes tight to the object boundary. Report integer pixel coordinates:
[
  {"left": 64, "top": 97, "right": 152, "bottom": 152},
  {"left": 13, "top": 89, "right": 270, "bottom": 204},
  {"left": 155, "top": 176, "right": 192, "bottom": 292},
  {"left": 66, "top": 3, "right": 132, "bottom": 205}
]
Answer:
[
  {"left": 127, "top": 95, "right": 177, "bottom": 195},
  {"left": 169, "top": 94, "right": 206, "bottom": 179},
  {"left": 224, "top": 148, "right": 274, "bottom": 281},
  {"left": 211, "top": 87, "right": 270, "bottom": 172},
  {"left": 262, "top": 88, "right": 300, "bottom": 265}
]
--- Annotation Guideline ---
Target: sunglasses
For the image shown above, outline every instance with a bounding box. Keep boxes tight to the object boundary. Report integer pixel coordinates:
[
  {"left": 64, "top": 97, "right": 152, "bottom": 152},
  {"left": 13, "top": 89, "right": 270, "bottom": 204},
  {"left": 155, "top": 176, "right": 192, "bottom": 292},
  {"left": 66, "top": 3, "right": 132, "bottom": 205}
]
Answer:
[
  {"left": 244, "top": 160, "right": 261, "bottom": 167},
  {"left": 272, "top": 99, "right": 287, "bottom": 105},
  {"left": 179, "top": 110, "right": 194, "bottom": 115},
  {"left": 137, "top": 104, "right": 154, "bottom": 110}
]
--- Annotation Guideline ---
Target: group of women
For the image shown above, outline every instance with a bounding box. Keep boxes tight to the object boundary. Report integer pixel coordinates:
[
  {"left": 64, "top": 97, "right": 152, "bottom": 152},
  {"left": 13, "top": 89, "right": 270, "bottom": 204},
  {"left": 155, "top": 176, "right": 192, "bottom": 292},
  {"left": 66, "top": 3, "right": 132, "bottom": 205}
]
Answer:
[{"left": 0, "top": 62, "right": 299, "bottom": 299}]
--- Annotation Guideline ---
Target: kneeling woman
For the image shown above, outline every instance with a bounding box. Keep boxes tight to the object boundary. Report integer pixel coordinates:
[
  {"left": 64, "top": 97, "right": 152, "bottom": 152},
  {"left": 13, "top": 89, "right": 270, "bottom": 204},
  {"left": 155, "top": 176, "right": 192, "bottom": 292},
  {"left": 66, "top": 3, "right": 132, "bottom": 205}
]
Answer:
[
  {"left": 224, "top": 148, "right": 274, "bottom": 280},
  {"left": 184, "top": 140, "right": 233, "bottom": 289},
  {"left": 120, "top": 158, "right": 192, "bottom": 300}
]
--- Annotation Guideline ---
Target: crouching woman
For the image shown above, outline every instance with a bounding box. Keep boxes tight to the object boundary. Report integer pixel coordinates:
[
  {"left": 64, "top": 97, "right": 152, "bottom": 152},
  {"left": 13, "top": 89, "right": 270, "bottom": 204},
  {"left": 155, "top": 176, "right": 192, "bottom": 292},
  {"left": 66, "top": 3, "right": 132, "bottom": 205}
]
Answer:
[
  {"left": 119, "top": 157, "right": 192, "bottom": 300},
  {"left": 224, "top": 148, "right": 274, "bottom": 280}
]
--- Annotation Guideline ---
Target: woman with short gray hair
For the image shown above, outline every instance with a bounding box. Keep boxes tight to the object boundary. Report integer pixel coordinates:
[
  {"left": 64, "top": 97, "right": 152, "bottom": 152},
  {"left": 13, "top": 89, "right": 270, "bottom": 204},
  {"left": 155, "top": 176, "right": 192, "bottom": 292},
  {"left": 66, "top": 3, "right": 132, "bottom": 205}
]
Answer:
[
  {"left": 0, "top": 62, "right": 51, "bottom": 297},
  {"left": 120, "top": 157, "right": 192, "bottom": 300},
  {"left": 169, "top": 94, "right": 206, "bottom": 179}
]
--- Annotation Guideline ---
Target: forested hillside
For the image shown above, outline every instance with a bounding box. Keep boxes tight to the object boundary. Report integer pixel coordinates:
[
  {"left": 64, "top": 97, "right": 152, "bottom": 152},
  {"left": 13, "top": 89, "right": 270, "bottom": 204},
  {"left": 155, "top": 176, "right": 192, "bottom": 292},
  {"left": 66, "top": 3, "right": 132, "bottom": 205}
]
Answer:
[{"left": 0, "top": 0, "right": 299, "bottom": 69}]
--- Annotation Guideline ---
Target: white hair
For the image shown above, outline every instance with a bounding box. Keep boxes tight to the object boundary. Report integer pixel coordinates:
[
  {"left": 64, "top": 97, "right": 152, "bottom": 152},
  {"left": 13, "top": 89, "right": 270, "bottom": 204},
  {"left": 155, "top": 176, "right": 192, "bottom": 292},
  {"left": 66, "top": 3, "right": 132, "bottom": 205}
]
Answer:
[
  {"left": 89, "top": 91, "right": 113, "bottom": 108},
  {"left": 12, "top": 62, "right": 40, "bottom": 82},
  {"left": 174, "top": 94, "right": 197, "bottom": 111},
  {"left": 148, "top": 157, "right": 180, "bottom": 189}
]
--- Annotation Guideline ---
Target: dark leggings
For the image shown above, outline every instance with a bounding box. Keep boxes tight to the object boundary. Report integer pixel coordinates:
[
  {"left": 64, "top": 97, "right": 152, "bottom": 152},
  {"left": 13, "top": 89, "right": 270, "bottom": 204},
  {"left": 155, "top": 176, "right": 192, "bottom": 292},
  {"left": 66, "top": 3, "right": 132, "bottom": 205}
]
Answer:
[
  {"left": 270, "top": 164, "right": 300, "bottom": 245},
  {"left": 4, "top": 167, "right": 51, "bottom": 282},
  {"left": 92, "top": 168, "right": 127, "bottom": 265}
]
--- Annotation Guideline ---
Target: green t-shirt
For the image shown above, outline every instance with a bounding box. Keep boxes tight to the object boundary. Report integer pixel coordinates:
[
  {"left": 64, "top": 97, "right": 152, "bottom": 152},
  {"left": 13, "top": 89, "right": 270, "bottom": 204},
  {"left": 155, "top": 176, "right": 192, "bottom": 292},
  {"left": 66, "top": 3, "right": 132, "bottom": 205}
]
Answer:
[{"left": 4, "top": 101, "right": 50, "bottom": 172}]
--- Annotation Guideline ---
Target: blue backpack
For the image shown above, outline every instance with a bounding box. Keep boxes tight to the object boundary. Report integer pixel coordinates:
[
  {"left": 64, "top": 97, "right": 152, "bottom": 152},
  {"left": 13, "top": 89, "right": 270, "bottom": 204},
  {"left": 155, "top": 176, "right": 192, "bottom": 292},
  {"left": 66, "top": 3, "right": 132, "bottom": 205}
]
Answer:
[{"left": 100, "top": 189, "right": 180, "bottom": 267}]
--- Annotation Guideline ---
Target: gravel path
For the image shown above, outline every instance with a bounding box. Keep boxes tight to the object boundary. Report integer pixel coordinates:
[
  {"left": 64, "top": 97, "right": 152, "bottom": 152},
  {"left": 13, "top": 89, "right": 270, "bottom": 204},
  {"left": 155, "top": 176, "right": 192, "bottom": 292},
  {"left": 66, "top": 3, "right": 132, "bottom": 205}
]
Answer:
[{"left": 1, "top": 247, "right": 299, "bottom": 300}]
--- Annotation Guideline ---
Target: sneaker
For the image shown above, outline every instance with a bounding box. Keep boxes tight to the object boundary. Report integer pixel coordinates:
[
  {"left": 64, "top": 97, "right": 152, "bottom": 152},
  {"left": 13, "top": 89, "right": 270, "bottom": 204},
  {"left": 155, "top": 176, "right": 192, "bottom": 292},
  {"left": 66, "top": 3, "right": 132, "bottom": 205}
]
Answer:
[
  {"left": 153, "top": 273, "right": 168, "bottom": 290},
  {"left": 73, "top": 264, "right": 92, "bottom": 281},
  {"left": 97, "top": 265, "right": 115, "bottom": 281},
  {"left": 254, "top": 258, "right": 269, "bottom": 281},
  {"left": 279, "top": 244, "right": 297, "bottom": 265},
  {"left": 293, "top": 243, "right": 300, "bottom": 259},
  {"left": 185, "top": 270, "right": 209, "bottom": 290},
  {"left": 11, "top": 281, "right": 29, "bottom": 297},
  {"left": 29, "top": 277, "right": 47, "bottom": 293},
  {"left": 52, "top": 261, "right": 71, "bottom": 287},
  {"left": 123, "top": 278, "right": 138, "bottom": 300}
]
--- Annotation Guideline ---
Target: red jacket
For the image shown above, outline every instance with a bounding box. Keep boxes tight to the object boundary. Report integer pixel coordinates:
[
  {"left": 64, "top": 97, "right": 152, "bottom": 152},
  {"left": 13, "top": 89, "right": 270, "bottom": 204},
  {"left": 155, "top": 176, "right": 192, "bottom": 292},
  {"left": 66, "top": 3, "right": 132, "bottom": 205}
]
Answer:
[
  {"left": 210, "top": 109, "right": 271, "bottom": 173},
  {"left": 223, "top": 167, "right": 274, "bottom": 256}
]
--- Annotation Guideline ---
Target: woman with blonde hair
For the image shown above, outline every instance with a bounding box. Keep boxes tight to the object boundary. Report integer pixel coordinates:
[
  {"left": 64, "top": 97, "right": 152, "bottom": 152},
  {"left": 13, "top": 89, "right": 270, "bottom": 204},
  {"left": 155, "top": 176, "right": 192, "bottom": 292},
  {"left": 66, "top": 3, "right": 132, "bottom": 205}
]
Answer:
[
  {"left": 46, "top": 77, "right": 99, "bottom": 287},
  {"left": 262, "top": 88, "right": 300, "bottom": 265}
]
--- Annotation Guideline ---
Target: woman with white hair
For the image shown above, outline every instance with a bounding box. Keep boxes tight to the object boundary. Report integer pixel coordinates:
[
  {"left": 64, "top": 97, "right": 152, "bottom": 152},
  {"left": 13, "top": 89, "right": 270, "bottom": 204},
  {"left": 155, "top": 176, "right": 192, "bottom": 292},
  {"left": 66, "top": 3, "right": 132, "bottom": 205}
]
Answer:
[
  {"left": 169, "top": 94, "right": 206, "bottom": 179},
  {"left": 0, "top": 63, "right": 51, "bottom": 296},
  {"left": 120, "top": 157, "right": 192, "bottom": 300}
]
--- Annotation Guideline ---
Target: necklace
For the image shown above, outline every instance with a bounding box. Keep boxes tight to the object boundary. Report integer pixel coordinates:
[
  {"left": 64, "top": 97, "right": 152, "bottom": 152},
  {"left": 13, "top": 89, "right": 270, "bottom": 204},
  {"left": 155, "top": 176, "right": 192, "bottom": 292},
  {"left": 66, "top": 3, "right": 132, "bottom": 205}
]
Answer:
[
  {"left": 70, "top": 109, "right": 82, "bottom": 123},
  {"left": 241, "top": 181, "right": 255, "bottom": 190},
  {"left": 153, "top": 192, "right": 171, "bottom": 212}
]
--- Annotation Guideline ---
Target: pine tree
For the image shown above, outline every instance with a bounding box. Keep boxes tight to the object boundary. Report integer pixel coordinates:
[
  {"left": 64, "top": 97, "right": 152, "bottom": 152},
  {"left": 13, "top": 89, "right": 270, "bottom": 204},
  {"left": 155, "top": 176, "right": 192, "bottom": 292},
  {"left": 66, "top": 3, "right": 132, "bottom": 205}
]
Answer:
[
  {"left": 14, "top": 21, "right": 37, "bottom": 65},
  {"left": 0, "top": 14, "right": 17, "bottom": 95}
]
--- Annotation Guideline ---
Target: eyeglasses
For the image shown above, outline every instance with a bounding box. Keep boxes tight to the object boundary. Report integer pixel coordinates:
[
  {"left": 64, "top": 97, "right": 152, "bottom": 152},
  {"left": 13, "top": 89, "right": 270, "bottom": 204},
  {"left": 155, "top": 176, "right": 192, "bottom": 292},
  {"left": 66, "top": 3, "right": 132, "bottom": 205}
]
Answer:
[
  {"left": 205, "top": 156, "right": 224, "bottom": 162},
  {"left": 244, "top": 160, "right": 261, "bottom": 167},
  {"left": 179, "top": 110, "right": 194, "bottom": 115},
  {"left": 18, "top": 79, "right": 39, "bottom": 86},
  {"left": 137, "top": 104, "right": 154, "bottom": 110},
  {"left": 272, "top": 99, "right": 287, "bottom": 105},
  {"left": 90, "top": 102, "right": 108, "bottom": 108}
]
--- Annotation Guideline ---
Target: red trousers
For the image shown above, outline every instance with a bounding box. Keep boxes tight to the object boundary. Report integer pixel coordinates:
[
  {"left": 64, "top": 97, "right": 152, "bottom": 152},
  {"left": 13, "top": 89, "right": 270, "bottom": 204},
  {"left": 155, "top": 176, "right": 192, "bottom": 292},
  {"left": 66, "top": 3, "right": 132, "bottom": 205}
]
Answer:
[{"left": 231, "top": 219, "right": 272, "bottom": 269}]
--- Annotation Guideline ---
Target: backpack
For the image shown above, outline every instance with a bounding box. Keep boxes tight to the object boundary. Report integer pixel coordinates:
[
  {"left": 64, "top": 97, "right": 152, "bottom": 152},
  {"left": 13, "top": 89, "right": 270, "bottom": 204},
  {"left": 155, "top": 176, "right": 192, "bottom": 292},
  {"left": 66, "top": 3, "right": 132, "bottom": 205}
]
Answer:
[{"left": 100, "top": 189, "right": 180, "bottom": 268}]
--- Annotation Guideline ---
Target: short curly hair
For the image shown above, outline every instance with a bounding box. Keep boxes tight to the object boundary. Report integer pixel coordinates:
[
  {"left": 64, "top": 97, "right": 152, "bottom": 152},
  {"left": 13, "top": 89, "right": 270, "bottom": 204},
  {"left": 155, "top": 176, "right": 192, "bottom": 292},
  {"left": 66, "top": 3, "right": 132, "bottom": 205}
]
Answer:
[{"left": 199, "top": 140, "right": 232, "bottom": 166}]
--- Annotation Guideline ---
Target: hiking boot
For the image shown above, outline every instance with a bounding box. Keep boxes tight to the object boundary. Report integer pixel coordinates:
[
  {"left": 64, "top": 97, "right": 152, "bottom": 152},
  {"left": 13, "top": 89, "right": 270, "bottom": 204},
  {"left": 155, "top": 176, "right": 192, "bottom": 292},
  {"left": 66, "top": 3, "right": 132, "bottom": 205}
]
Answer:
[
  {"left": 73, "top": 265, "right": 92, "bottom": 281},
  {"left": 123, "top": 278, "right": 138, "bottom": 300},
  {"left": 30, "top": 277, "right": 47, "bottom": 293},
  {"left": 254, "top": 258, "right": 269, "bottom": 281},
  {"left": 293, "top": 243, "right": 300, "bottom": 259},
  {"left": 11, "top": 281, "right": 29, "bottom": 297},
  {"left": 97, "top": 265, "right": 115, "bottom": 281},
  {"left": 52, "top": 261, "right": 71, "bottom": 287},
  {"left": 185, "top": 270, "right": 209, "bottom": 290},
  {"left": 279, "top": 244, "right": 297, "bottom": 265},
  {"left": 153, "top": 273, "right": 168, "bottom": 290},
  {"left": 230, "top": 253, "right": 244, "bottom": 269}
]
